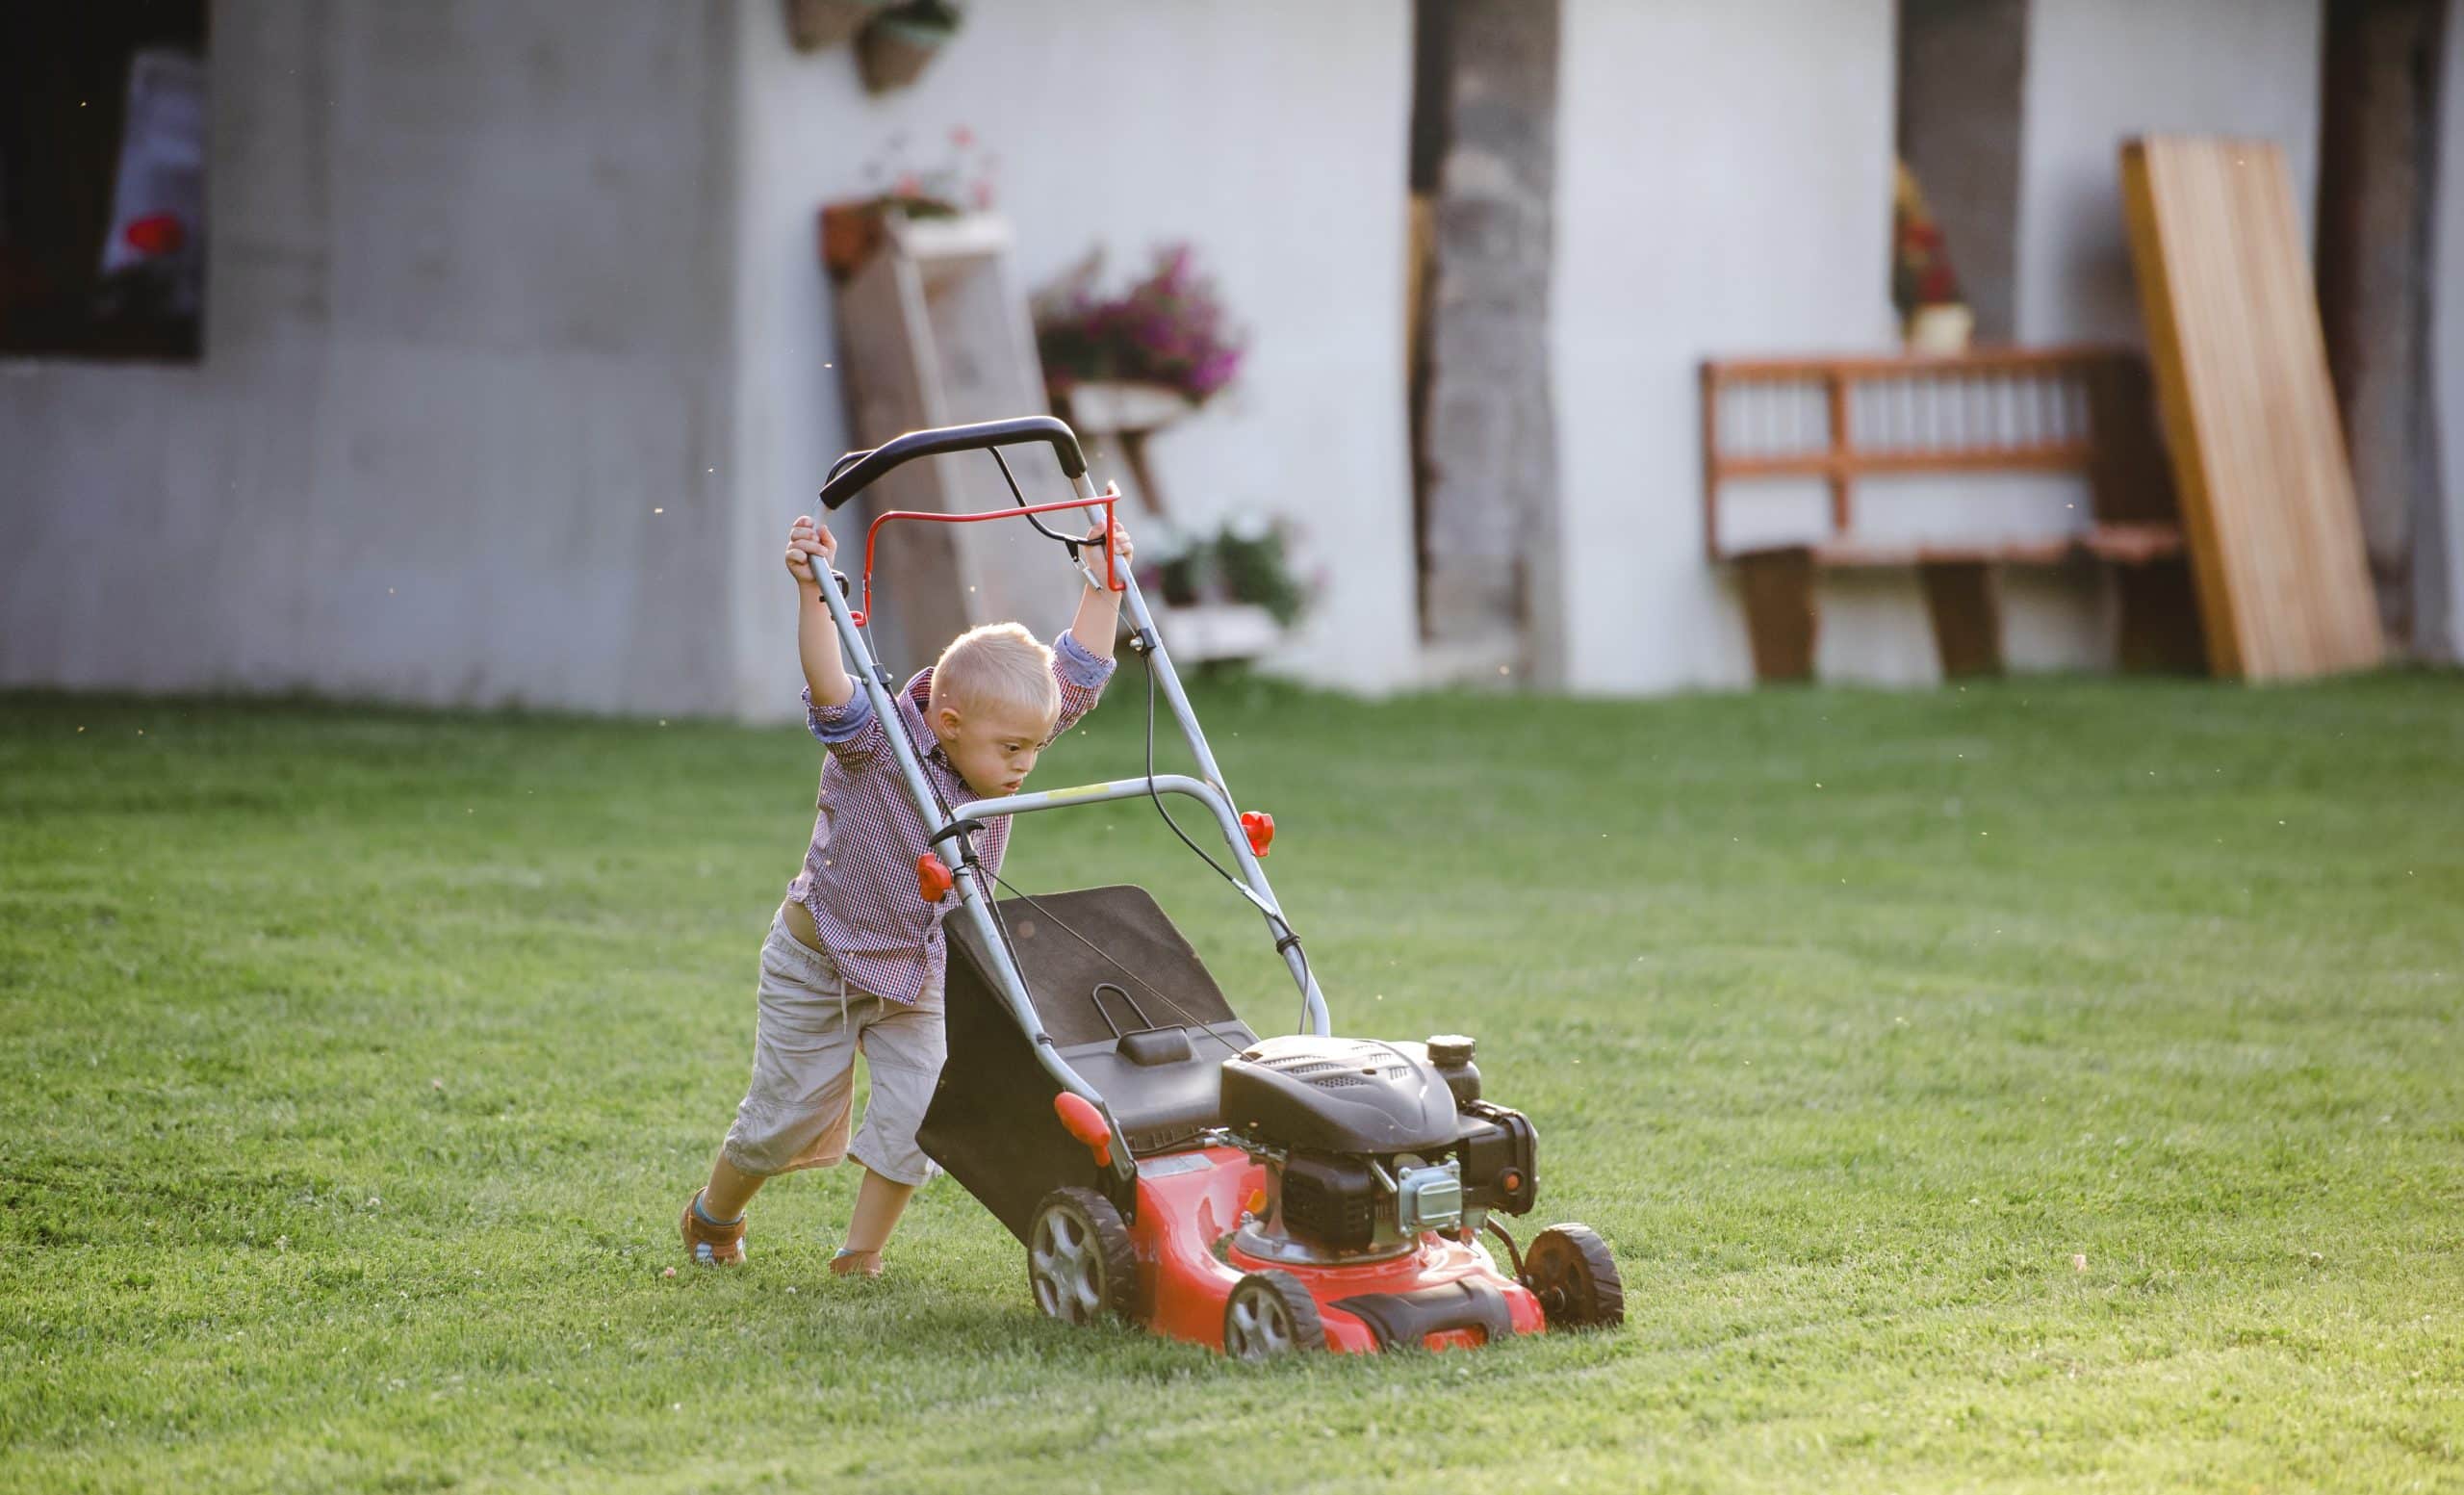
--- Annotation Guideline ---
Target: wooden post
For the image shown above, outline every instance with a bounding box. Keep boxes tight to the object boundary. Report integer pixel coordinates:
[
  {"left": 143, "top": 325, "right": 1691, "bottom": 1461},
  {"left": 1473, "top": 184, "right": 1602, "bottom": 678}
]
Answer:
[
  {"left": 1700, "top": 362, "right": 1723, "bottom": 561},
  {"left": 1918, "top": 560, "right": 2004, "bottom": 677},
  {"left": 1736, "top": 547, "right": 1817, "bottom": 683},
  {"left": 828, "top": 212, "right": 1059, "bottom": 652},
  {"left": 1419, "top": 0, "right": 1563, "bottom": 679},
  {"left": 1826, "top": 371, "right": 1854, "bottom": 534}
]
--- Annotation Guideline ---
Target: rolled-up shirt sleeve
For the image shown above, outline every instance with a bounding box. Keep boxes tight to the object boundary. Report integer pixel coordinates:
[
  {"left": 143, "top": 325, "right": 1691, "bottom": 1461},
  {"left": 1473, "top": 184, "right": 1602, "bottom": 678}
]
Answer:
[
  {"left": 804, "top": 683, "right": 885, "bottom": 762},
  {"left": 1049, "top": 632, "right": 1116, "bottom": 734}
]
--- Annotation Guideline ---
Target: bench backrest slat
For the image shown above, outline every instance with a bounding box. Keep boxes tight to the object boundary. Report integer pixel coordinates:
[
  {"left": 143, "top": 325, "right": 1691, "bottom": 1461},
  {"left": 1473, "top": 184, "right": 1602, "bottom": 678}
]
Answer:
[{"left": 1699, "top": 347, "right": 2170, "bottom": 561}]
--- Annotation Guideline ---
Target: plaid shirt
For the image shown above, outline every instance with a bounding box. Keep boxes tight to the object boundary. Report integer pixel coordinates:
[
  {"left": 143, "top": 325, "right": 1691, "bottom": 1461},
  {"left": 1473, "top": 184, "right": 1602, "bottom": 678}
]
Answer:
[{"left": 785, "top": 632, "right": 1115, "bottom": 1006}]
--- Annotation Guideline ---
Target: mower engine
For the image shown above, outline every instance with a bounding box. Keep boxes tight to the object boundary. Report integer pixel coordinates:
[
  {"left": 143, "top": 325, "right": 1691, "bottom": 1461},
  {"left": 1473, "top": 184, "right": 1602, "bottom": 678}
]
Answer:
[{"left": 1214, "top": 1034, "right": 1536, "bottom": 1265}]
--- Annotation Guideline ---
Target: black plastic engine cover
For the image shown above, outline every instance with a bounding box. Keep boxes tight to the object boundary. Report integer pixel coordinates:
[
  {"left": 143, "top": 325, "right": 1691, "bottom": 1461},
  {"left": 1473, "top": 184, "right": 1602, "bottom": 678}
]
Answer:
[
  {"left": 1454, "top": 1099, "right": 1538, "bottom": 1215},
  {"left": 1219, "top": 1035, "right": 1461, "bottom": 1154},
  {"left": 1280, "top": 1151, "right": 1379, "bottom": 1251}
]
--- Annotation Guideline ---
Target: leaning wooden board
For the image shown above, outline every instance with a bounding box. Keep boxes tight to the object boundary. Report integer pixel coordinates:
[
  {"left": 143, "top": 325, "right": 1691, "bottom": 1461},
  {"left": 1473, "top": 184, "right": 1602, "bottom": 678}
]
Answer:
[{"left": 2118, "top": 138, "right": 2382, "bottom": 679}]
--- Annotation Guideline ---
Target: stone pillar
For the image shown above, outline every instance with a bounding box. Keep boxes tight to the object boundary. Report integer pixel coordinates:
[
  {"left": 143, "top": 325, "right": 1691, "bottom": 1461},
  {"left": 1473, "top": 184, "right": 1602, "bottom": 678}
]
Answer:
[
  {"left": 2428, "top": 0, "right": 2464, "bottom": 659},
  {"left": 1417, "top": 0, "right": 1563, "bottom": 683}
]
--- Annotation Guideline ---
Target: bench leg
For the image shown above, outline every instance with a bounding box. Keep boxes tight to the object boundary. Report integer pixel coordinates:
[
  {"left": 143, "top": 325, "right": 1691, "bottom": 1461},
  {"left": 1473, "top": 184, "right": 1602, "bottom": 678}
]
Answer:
[
  {"left": 2114, "top": 558, "right": 2208, "bottom": 673},
  {"left": 1736, "top": 548, "right": 1817, "bottom": 683},
  {"left": 1919, "top": 560, "right": 2004, "bottom": 678}
]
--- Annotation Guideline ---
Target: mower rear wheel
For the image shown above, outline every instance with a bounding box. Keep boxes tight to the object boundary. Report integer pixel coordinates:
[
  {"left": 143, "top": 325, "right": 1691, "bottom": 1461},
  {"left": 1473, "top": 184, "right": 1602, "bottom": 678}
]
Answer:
[
  {"left": 1027, "top": 1187, "right": 1137, "bottom": 1327},
  {"left": 1222, "top": 1270, "right": 1325, "bottom": 1360},
  {"left": 1523, "top": 1224, "right": 1624, "bottom": 1330}
]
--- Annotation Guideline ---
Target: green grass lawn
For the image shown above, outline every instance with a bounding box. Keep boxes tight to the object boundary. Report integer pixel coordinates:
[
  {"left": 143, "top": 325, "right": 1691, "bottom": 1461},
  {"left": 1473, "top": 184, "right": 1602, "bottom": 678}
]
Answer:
[{"left": 3, "top": 672, "right": 2460, "bottom": 1493}]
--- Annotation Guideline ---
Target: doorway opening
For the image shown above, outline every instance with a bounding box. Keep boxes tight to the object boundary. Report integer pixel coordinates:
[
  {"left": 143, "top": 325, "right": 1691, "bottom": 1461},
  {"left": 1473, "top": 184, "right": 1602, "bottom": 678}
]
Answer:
[{"left": 2316, "top": 0, "right": 2450, "bottom": 653}]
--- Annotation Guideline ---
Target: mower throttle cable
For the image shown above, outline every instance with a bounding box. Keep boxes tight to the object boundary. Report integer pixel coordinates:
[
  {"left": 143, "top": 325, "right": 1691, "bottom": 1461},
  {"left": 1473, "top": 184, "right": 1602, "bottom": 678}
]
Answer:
[
  {"left": 890, "top": 648, "right": 1247, "bottom": 1063},
  {"left": 858, "top": 484, "right": 1309, "bottom": 1057},
  {"left": 1135, "top": 647, "right": 1320, "bottom": 1034},
  {"left": 1483, "top": 1217, "right": 1527, "bottom": 1281},
  {"left": 990, "top": 449, "right": 1084, "bottom": 555}
]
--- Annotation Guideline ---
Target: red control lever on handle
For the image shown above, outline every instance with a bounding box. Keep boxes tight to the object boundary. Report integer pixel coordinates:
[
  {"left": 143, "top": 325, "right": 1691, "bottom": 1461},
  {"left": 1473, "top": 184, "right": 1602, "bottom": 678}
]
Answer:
[
  {"left": 847, "top": 493, "right": 1120, "bottom": 627},
  {"left": 916, "top": 852, "right": 954, "bottom": 904}
]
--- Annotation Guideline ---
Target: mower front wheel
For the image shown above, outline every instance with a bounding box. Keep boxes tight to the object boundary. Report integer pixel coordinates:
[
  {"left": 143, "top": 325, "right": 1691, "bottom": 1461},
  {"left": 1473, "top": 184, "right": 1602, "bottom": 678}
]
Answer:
[
  {"left": 1523, "top": 1224, "right": 1624, "bottom": 1330},
  {"left": 1222, "top": 1270, "right": 1325, "bottom": 1360},
  {"left": 1027, "top": 1187, "right": 1138, "bottom": 1327}
]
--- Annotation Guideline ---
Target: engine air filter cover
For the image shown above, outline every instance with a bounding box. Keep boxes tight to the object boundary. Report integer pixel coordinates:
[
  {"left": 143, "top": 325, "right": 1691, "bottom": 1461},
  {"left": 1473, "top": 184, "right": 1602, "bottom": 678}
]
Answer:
[{"left": 1220, "top": 1035, "right": 1461, "bottom": 1153}]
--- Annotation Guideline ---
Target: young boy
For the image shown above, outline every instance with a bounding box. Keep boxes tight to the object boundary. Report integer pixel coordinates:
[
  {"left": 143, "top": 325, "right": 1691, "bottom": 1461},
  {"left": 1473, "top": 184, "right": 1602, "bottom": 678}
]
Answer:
[{"left": 680, "top": 511, "right": 1133, "bottom": 1276}]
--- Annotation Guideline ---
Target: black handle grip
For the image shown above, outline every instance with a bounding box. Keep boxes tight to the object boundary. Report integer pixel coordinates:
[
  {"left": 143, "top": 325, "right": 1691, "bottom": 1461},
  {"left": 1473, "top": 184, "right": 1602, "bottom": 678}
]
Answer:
[{"left": 817, "top": 416, "right": 1089, "bottom": 512}]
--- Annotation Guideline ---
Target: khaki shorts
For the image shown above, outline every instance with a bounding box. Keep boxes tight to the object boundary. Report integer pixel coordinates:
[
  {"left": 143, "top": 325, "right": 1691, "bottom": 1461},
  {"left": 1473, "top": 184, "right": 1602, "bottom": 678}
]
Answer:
[{"left": 719, "top": 905, "right": 947, "bottom": 1187}]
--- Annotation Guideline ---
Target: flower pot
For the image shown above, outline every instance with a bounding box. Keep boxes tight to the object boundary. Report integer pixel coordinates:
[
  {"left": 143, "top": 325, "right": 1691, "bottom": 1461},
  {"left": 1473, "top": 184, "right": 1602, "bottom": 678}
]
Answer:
[
  {"left": 859, "top": 15, "right": 952, "bottom": 92},
  {"left": 818, "top": 196, "right": 965, "bottom": 281},
  {"left": 819, "top": 200, "right": 889, "bottom": 282},
  {"left": 785, "top": 0, "right": 888, "bottom": 51},
  {"left": 1905, "top": 302, "right": 1974, "bottom": 354}
]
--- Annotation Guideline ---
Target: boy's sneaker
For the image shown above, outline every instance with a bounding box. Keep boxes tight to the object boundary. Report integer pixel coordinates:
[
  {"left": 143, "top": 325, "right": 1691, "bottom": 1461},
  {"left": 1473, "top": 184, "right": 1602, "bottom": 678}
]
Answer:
[{"left": 680, "top": 1190, "right": 747, "bottom": 1266}]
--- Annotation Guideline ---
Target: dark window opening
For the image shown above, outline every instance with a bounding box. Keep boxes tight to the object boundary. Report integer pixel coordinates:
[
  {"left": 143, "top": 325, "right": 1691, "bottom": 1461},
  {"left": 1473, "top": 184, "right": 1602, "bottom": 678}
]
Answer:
[
  {"left": 1892, "top": 0, "right": 2026, "bottom": 344},
  {"left": 0, "top": 1, "right": 209, "bottom": 362}
]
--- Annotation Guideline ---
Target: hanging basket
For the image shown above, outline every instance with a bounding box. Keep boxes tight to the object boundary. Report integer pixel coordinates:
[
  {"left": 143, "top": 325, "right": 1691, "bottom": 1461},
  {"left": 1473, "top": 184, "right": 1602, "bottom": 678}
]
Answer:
[
  {"left": 858, "top": 13, "right": 953, "bottom": 92},
  {"left": 785, "top": 0, "right": 890, "bottom": 52}
]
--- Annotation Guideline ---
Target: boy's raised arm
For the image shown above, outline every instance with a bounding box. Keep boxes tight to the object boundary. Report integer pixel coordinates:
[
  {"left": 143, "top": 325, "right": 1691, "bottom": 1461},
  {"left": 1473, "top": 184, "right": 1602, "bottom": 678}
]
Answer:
[
  {"left": 787, "top": 516, "right": 854, "bottom": 709},
  {"left": 1066, "top": 521, "right": 1136, "bottom": 661},
  {"left": 797, "top": 589, "right": 855, "bottom": 709}
]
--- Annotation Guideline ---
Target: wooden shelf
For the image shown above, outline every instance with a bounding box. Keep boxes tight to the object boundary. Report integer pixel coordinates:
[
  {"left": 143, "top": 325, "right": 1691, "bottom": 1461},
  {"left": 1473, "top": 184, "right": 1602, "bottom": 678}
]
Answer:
[
  {"left": 1730, "top": 522, "right": 2187, "bottom": 570},
  {"left": 1062, "top": 380, "right": 1194, "bottom": 438},
  {"left": 829, "top": 210, "right": 1053, "bottom": 649},
  {"left": 1154, "top": 603, "right": 1281, "bottom": 663}
]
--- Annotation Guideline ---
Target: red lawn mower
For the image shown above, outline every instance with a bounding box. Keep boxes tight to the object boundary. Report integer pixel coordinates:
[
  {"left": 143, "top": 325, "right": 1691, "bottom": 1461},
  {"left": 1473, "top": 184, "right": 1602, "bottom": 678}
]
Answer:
[{"left": 810, "top": 416, "right": 1623, "bottom": 1357}]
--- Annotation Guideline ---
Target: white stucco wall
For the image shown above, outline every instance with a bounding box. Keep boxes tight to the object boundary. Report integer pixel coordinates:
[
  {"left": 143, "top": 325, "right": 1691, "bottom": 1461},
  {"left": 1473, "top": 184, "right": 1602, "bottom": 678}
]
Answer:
[
  {"left": 5, "top": 0, "right": 2387, "bottom": 711},
  {"left": 2015, "top": 0, "right": 2323, "bottom": 346},
  {"left": 724, "top": 0, "right": 1414, "bottom": 715},
  {"left": 0, "top": 1, "right": 741, "bottom": 712},
  {"left": 1552, "top": 0, "right": 1903, "bottom": 691}
]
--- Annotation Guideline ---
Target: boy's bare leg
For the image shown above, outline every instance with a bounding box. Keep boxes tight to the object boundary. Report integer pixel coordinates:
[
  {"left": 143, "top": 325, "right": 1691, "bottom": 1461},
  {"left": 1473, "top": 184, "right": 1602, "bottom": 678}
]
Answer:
[
  {"left": 833, "top": 1168, "right": 916, "bottom": 1273},
  {"left": 700, "top": 1154, "right": 767, "bottom": 1223}
]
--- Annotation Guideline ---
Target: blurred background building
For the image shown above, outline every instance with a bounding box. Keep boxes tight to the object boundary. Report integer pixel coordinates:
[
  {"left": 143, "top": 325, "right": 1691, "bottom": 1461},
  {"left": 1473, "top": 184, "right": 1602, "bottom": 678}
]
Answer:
[{"left": 4, "top": 0, "right": 2460, "bottom": 716}]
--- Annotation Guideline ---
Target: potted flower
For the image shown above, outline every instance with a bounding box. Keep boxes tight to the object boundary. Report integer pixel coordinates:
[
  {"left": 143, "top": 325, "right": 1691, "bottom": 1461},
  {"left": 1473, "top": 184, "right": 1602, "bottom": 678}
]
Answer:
[
  {"left": 1211, "top": 517, "right": 1308, "bottom": 628},
  {"left": 1034, "top": 243, "right": 1246, "bottom": 420},
  {"left": 1139, "top": 515, "right": 1310, "bottom": 664},
  {"left": 784, "top": 0, "right": 894, "bottom": 52},
  {"left": 859, "top": 0, "right": 963, "bottom": 93},
  {"left": 817, "top": 125, "right": 994, "bottom": 281},
  {"left": 1891, "top": 160, "right": 1972, "bottom": 351}
]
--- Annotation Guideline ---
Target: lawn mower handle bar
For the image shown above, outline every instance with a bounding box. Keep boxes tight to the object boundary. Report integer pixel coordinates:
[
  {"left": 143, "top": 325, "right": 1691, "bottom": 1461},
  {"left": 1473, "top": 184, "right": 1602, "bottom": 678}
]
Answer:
[{"left": 818, "top": 417, "right": 1089, "bottom": 512}]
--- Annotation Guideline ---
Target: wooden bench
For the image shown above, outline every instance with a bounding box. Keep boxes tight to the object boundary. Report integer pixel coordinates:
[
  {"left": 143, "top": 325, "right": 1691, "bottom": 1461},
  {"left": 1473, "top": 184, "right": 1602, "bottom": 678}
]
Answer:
[{"left": 1700, "top": 347, "right": 2201, "bottom": 681}]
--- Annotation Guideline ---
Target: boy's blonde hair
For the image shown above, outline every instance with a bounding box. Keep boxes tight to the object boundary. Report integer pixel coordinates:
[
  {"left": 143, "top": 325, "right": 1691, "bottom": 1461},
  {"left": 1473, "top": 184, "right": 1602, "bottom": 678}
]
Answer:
[{"left": 929, "top": 622, "right": 1061, "bottom": 726}]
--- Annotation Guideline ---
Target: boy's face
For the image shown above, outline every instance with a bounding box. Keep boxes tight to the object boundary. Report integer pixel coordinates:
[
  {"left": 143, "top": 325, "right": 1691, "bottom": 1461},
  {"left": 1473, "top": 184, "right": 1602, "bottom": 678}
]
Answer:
[{"left": 933, "top": 700, "right": 1059, "bottom": 800}]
